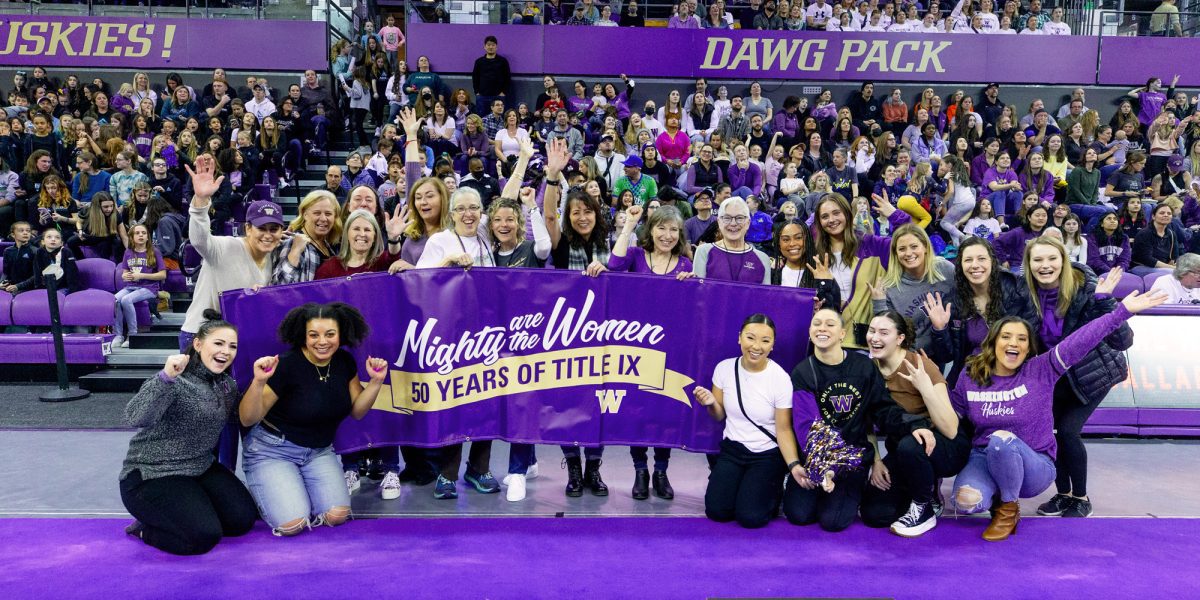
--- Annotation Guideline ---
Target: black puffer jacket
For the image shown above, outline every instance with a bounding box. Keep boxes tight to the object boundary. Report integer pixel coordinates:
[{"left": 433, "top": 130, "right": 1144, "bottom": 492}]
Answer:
[
  {"left": 1031, "top": 263, "right": 1133, "bottom": 406},
  {"left": 929, "top": 268, "right": 1037, "bottom": 387}
]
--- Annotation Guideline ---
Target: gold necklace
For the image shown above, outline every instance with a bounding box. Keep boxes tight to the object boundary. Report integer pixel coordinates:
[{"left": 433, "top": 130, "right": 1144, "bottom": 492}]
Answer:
[{"left": 314, "top": 362, "right": 331, "bottom": 383}]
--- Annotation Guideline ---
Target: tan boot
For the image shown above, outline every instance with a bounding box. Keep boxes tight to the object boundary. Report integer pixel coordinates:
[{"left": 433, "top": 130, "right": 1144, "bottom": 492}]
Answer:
[{"left": 983, "top": 500, "right": 1020, "bottom": 542}]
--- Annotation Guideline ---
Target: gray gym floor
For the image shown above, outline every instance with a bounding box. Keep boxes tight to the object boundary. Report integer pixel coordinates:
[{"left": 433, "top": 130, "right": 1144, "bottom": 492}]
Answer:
[{"left": 2, "top": 431, "right": 1198, "bottom": 519}]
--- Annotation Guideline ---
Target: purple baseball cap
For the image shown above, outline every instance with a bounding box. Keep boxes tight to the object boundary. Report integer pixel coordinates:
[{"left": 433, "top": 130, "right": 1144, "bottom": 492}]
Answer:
[
  {"left": 246, "top": 200, "right": 285, "bottom": 228},
  {"left": 1167, "top": 154, "right": 1186, "bottom": 173}
]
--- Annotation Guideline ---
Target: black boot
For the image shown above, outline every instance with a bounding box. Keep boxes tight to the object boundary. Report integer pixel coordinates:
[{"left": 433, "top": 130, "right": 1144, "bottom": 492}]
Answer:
[
  {"left": 564, "top": 457, "right": 584, "bottom": 498},
  {"left": 652, "top": 471, "right": 674, "bottom": 500},
  {"left": 632, "top": 468, "right": 650, "bottom": 500},
  {"left": 583, "top": 459, "right": 609, "bottom": 496}
]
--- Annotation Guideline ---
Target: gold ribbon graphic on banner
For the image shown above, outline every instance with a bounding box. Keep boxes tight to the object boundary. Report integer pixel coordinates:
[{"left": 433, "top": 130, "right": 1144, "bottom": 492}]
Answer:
[{"left": 368, "top": 345, "right": 694, "bottom": 414}]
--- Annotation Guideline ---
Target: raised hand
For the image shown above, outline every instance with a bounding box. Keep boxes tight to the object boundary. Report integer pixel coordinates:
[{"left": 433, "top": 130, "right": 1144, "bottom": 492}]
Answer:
[
  {"left": 808, "top": 253, "right": 832, "bottom": 280},
  {"left": 544, "top": 137, "right": 571, "bottom": 178},
  {"left": 624, "top": 205, "right": 643, "bottom": 233},
  {"left": 162, "top": 354, "right": 189, "bottom": 379},
  {"left": 1121, "top": 290, "right": 1169, "bottom": 314},
  {"left": 365, "top": 357, "right": 388, "bottom": 383},
  {"left": 867, "top": 274, "right": 887, "bottom": 301},
  {"left": 252, "top": 355, "right": 279, "bottom": 382},
  {"left": 897, "top": 353, "right": 935, "bottom": 394},
  {"left": 184, "top": 154, "right": 225, "bottom": 201},
  {"left": 1095, "top": 266, "right": 1123, "bottom": 295},
  {"left": 922, "top": 292, "right": 952, "bottom": 331},
  {"left": 518, "top": 136, "right": 535, "bottom": 160},
  {"left": 384, "top": 203, "right": 406, "bottom": 242},
  {"left": 397, "top": 107, "right": 420, "bottom": 138},
  {"left": 871, "top": 192, "right": 896, "bottom": 218},
  {"left": 519, "top": 186, "right": 538, "bottom": 208},
  {"left": 693, "top": 386, "right": 716, "bottom": 407}
]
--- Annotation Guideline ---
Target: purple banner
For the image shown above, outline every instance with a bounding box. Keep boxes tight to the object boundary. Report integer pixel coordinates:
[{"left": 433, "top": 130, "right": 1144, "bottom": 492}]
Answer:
[
  {"left": 219, "top": 269, "right": 815, "bottom": 453},
  {"left": 0, "top": 15, "right": 327, "bottom": 71},
  {"left": 1098, "top": 37, "right": 1200, "bottom": 87},
  {"left": 409, "top": 22, "right": 1099, "bottom": 84}
]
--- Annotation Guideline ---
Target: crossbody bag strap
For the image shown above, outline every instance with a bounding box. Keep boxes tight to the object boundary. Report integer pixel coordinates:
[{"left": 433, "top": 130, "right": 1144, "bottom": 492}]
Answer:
[{"left": 734, "top": 359, "right": 777, "bottom": 443}]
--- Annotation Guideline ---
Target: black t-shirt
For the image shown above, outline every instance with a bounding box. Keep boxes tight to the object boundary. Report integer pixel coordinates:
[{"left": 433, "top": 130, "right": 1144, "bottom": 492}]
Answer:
[
  {"left": 265, "top": 349, "right": 357, "bottom": 449},
  {"left": 495, "top": 240, "right": 546, "bottom": 269},
  {"left": 790, "top": 351, "right": 921, "bottom": 461}
]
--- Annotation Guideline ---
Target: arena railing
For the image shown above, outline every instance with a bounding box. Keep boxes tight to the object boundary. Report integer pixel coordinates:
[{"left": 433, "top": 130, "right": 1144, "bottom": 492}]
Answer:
[
  {"left": 0, "top": 0, "right": 318, "bottom": 20},
  {"left": 1080, "top": 9, "right": 1200, "bottom": 37}
]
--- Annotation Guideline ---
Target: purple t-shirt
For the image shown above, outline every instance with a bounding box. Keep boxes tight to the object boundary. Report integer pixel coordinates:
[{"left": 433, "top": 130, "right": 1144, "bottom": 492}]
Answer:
[
  {"left": 685, "top": 215, "right": 715, "bottom": 244},
  {"left": 951, "top": 304, "right": 1130, "bottom": 458},
  {"left": 607, "top": 246, "right": 693, "bottom": 275},
  {"left": 701, "top": 245, "right": 770, "bottom": 284},
  {"left": 120, "top": 248, "right": 166, "bottom": 293}
]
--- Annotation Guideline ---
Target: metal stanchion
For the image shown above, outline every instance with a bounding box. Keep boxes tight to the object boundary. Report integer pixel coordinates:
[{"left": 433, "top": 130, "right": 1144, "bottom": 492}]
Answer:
[{"left": 39, "top": 265, "right": 90, "bottom": 403}]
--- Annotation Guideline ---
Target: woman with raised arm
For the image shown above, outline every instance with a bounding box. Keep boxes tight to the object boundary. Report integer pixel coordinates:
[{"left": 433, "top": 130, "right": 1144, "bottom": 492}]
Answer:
[
  {"left": 609, "top": 203, "right": 694, "bottom": 500},
  {"left": 770, "top": 219, "right": 841, "bottom": 310},
  {"left": 950, "top": 288, "right": 1165, "bottom": 541},
  {"left": 543, "top": 137, "right": 613, "bottom": 497},
  {"left": 860, "top": 311, "right": 970, "bottom": 537},
  {"left": 119, "top": 312, "right": 257, "bottom": 555},
  {"left": 700, "top": 314, "right": 794, "bottom": 529},
  {"left": 239, "top": 303, "right": 388, "bottom": 537}
]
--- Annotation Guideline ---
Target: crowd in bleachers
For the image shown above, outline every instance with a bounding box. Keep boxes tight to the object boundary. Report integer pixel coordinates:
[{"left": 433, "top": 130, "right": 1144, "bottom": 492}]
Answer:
[{"left": 3, "top": 7, "right": 1200, "bottom": 555}]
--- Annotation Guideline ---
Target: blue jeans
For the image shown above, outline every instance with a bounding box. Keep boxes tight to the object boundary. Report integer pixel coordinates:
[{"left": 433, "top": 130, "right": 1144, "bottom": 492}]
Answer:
[
  {"left": 561, "top": 445, "right": 604, "bottom": 460},
  {"left": 241, "top": 425, "right": 351, "bottom": 532},
  {"left": 988, "top": 190, "right": 1023, "bottom": 219},
  {"left": 508, "top": 443, "right": 537, "bottom": 475},
  {"left": 951, "top": 433, "right": 1056, "bottom": 512},
  {"left": 113, "top": 286, "right": 156, "bottom": 337},
  {"left": 630, "top": 446, "right": 672, "bottom": 471},
  {"left": 1069, "top": 203, "right": 1115, "bottom": 233}
]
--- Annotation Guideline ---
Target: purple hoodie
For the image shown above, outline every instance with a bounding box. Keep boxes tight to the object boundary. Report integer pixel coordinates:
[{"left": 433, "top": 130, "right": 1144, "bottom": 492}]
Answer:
[
  {"left": 951, "top": 304, "right": 1133, "bottom": 459},
  {"left": 994, "top": 226, "right": 1040, "bottom": 270}
]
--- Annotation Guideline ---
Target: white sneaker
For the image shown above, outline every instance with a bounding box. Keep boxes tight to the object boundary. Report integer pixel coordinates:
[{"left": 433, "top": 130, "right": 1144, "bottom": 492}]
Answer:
[
  {"left": 526, "top": 463, "right": 539, "bottom": 480},
  {"left": 120, "top": 338, "right": 130, "bottom": 348},
  {"left": 506, "top": 474, "right": 527, "bottom": 502},
  {"left": 111, "top": 336, "right": 124, "bottom": 349},
  {"left": 344, "top": 470, "right": 361, "bottom": 495},
  {"left": 380, "top": 471, "right": 401, "bottom": 500}
]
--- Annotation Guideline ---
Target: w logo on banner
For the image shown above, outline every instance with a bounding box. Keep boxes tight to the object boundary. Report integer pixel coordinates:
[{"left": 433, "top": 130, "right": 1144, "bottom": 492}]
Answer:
[
  {"left": 597, "top": 390, "right": 627, "bottom": 414},
  {"left": 829, "top": 395, "right": 855, "bottom": 413}
]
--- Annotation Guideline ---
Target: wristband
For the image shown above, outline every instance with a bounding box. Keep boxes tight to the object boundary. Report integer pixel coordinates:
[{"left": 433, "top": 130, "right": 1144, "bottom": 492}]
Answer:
[
  {"left": 545, "top": 179, "right": 560, "bottom": 187},
  {"left": 787, "top": 460, "right": 803, "bottom": 471},
  {"left": 388, "top": 236, "right": 404, "bottom": 244}
]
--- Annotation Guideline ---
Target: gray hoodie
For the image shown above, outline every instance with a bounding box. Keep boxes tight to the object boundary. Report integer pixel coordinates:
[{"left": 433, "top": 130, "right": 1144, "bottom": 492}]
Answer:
[{"left": 872, "top": 257, "right": 955, "bottom": 352}]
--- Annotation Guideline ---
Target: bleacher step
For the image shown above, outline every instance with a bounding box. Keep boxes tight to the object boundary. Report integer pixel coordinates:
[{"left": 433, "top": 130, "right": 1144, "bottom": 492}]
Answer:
[
  {"left": 130, "top": 332, "right": 183, "bottom": 350},
  {"left": 79, "top": 368, "right": 160, "bottom": 393},
  {"left": 106, "top": 347, "right": 177, "bottom": 367}
]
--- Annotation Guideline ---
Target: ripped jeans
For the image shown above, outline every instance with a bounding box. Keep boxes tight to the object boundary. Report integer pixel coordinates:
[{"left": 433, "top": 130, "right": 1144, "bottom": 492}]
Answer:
[
  {"left": 951, "top": 432, "right": 1056, "bottom": 512},
  {"left": 242, "top": 425, "right": 351, "bottom": 534}
]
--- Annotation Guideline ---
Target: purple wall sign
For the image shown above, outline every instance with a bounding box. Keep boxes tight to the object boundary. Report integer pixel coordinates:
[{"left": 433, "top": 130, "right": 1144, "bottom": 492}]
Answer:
[
  {"left": 0, "top": 15, "right": 327, "bottom": 70},
  {"left": 1097, "top": 37, "right": 1200, "bottom": 87},
  {"left": 219, "top": 269, "right": 815, "bottom": 453},
  {"left": 408, "top": 23, "right": 1099, "bottom": 84}
]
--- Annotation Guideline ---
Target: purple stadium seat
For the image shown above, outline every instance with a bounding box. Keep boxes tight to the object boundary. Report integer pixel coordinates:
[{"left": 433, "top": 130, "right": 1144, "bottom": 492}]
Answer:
[
  {"left": 1111, "top": 272, "right": 1144, "bottom": 299},
  {"left": 0, "top": 334, "right": 110, "bottom": 364},
  {"left": 0, "top": 256, "right": 4, "bottom": 277},
  {"left": 0, "top": 293, "right": 11, "bottom": 326},
  {"left": 61, "top": 289, "right": 117, "bottom": 327},
  {"left": 163, "top": 270, "right": 188, "bottom": 293},
  {"left": 11, "top": 290, "right": 68, "bottom": 327},
  {"left": 1142, "top": 271, "right": 1169, "bottom": 290},
  {"left": 76, "top": 258, "right": 119, "bottom": 292},
  {"left": 78, "top": 246, "right": 102, "bottom": 259}
]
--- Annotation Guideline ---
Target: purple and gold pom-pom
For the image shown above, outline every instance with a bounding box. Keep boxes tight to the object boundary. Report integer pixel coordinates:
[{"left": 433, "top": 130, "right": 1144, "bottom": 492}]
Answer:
[{"left": 803, "top": 420, "right": 865, "bottom": 491}]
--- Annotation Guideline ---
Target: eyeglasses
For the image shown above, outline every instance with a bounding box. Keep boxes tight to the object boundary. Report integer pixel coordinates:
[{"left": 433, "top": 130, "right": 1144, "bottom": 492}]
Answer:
[
  {"left": 152, "top": 162, "right": 167, "bottom": 167},
  {"left": 719, "top": 215, "right": 748, "bottom": 224},
  {"left": 453, "top": 205, "right": 483, "bottom": 214}
]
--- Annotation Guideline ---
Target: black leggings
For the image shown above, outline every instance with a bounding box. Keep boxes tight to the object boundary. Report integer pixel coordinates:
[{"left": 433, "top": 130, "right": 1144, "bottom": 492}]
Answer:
[
  {"left": 439, "top": 441, "right": 493, "bottom": 479},
  {"left": 783, "top": 467, "right": 868, "bottom": 532},
  {"left": 705, "top": 439, "right": 786, "bottom": 529},
  {"left": 860, "top": 428, "right": 972, "bottom": 528},
  {"left": 119, "top": 463, "right": 257, "bottom": 555},
  {"left": 1052, "top": 377, "right": 1102, "bottom": 497}
]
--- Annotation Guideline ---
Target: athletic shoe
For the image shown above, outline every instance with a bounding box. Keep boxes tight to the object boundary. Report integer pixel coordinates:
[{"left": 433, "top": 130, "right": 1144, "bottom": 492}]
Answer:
[
  {"left": 464, "top": 470, "right": 501, "bottom": 494},
  {"left": 111, "top": 336, "right": 124, "bottom": 349},
  {"left": 434, "top": 475, "right": 458, "bottom": 499},
  {"left": 506, "top": 474, "right": 527, "bottom": 502},
  {"left": 931, "top": 498, "right": 944, "bottom": 518},
  {"left": 890, "top": 500, "right": 938, "bottom": 538},
  {"left": 124, "top": 520, "right": 145, "bottom": 539},
  {"left": 1036, "top": 493, "right": 1074, "bottom": 516},
  {"left": 344, "top": 470, "right": 361, "bottom": 495},
  {"left": 526, "top": 463, "right": 539, "bottom": 479},
  {"left": 380, "top": 471, "right": 401, "bottom": 500},
  {"left": 1062, "top": 497, "right": 1094, "bottom": 518},
  {"left": 120, "top": 338, "right": 130, "bottom": 348}
]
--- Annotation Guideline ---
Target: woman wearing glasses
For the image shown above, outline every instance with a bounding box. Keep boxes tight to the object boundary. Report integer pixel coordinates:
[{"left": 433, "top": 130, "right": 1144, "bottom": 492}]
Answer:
[{"left": 692, "top": 197, "right": 771, "bottom": 284}]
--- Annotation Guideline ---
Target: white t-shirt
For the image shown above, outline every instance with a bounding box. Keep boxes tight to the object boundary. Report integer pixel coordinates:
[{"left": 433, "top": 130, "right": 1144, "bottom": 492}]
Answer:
[
  {"left": 712, "top": 358, "right": 793, "bottom": 452},
  {"left": 1150, "top": 274, "right": 1200, "bottom": 305},
  {"left": 780, "top": 266, "right": 806, "bottom": 288},
  {"left": 1043, "top": 21, "right": 1071, "bottom": 35},
  {"left": 806, "top": 3, "right": 833, "bottom": 27},
  {"left": 416, "top": 228, "right": 494, "bottom": 268}
]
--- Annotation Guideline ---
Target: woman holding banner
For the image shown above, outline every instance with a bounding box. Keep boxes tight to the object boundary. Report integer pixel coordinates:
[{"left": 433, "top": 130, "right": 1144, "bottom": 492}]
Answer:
[
  {"left": 692, "top": 197, "right": 771, "bottom": 284},
  {"left": 609, "top": 203, "right": 694, "bottom": 501},
  {"left": 697, "top": 314, "right": 792, "bottom": 529},
  {"left": 543, "top": 137, "right": 613, "bottom": 498}
]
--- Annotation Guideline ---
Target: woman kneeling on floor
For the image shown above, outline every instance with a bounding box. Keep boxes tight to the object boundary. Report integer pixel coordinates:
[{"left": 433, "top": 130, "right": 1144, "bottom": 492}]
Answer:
[
  {"left": 239, "top": 302, "right": 388, "bottom": 536},
  {"left": 949, "top": 289, "right": 1165, "bottom": 541},
  {"left": 119, "top": 311, "right": 257, "bottom": 555}
]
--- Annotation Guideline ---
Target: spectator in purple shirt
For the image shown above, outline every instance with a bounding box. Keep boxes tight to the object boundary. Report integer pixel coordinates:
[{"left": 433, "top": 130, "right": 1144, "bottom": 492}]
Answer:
[
  {"left": 727, "top": 143, "right": 763, "bottom": 199},
  {"left": 684, "top": 188, "right": 717, "bottom": 244},
  {"left": 772, "top": 96, "right": 802, "bottom": 151},
  {"left": 949, "top": 282, "right": 1165, "bottom": 541},
  {"left": 693, "top": 196, "right": 771, "bottom": 284}
]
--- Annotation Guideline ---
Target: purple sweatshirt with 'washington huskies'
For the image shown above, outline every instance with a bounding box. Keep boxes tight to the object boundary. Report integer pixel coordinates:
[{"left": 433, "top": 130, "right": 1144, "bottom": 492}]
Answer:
[{"left": 950, "top": 304, "right": 1132, "bottom": 459}]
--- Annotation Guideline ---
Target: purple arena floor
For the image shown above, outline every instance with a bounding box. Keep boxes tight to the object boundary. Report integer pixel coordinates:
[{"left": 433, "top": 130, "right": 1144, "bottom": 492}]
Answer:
[{"left": 2, "top": 516, "right": 1197, "bottom": 599}]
